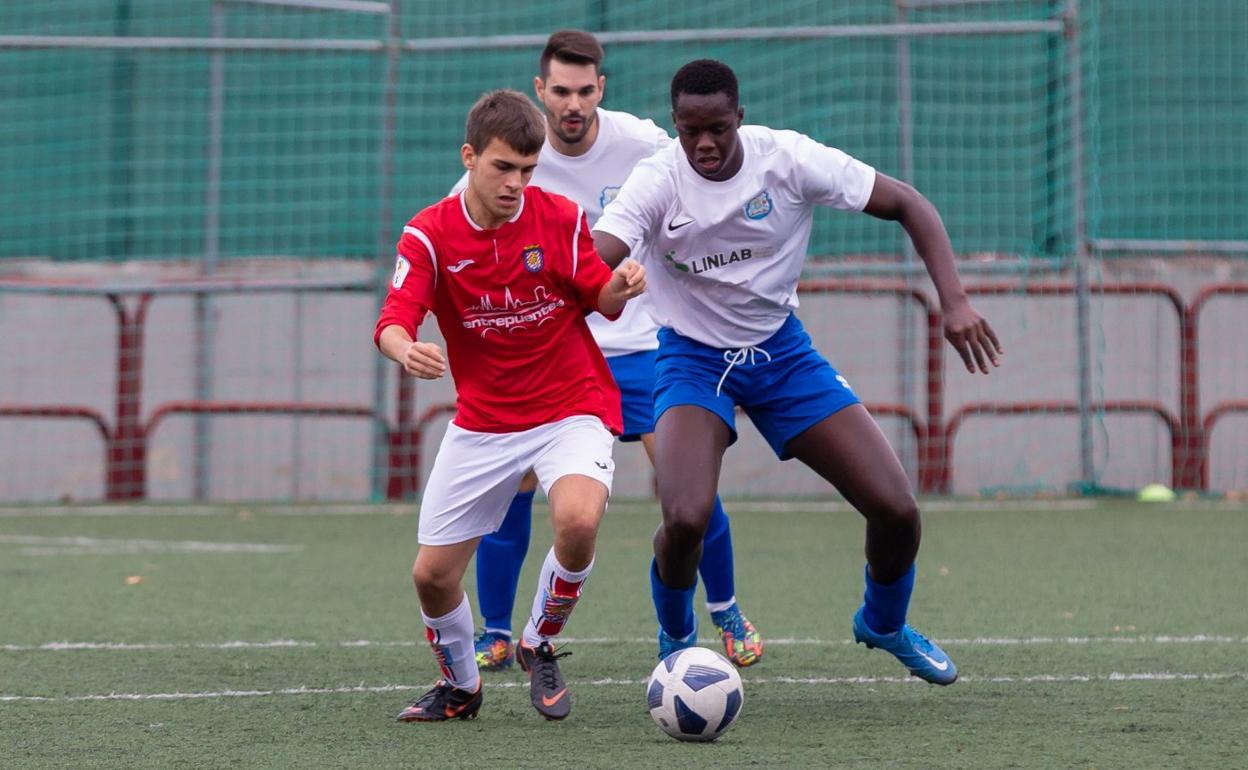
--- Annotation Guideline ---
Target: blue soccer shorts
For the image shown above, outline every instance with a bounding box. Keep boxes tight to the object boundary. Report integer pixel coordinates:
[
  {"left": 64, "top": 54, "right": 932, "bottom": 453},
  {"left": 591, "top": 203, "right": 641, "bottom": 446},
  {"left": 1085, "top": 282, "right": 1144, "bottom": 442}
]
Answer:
[
  {"left": 653, "top": 313, "right": 860, "bottom": 460},
  {"left": 606, "top": 348, "right": 659, "bottom": 442}
]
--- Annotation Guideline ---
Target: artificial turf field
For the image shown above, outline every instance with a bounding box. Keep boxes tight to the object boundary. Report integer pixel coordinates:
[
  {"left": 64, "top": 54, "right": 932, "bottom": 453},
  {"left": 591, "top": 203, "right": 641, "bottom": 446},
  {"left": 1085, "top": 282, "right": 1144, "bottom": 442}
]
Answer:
[{"left": 2, "top": 498, "right": 1246, "bottom": 769}]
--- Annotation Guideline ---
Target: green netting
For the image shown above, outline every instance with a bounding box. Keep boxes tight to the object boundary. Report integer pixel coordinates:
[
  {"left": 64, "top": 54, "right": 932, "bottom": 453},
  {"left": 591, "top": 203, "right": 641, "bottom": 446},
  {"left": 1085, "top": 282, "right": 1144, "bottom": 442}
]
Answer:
[
  {"left": 1088, "top": 0, "right": 1248, "bottom": 244},
  {"left": 0, "top": 0, "right": 1244, "bottom": 262}
]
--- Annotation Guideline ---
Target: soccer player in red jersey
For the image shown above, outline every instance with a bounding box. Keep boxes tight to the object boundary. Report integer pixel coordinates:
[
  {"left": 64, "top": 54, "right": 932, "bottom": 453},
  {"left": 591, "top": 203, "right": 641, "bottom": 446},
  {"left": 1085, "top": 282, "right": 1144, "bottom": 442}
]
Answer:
[{"left": 376, "top": 89, "right": 646, "bottom": 722}]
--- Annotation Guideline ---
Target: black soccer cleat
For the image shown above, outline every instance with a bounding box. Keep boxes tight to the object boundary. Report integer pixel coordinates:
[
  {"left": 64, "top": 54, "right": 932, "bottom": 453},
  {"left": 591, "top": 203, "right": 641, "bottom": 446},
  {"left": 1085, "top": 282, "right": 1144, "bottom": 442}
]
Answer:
[
  {"left": 516, "top": 641, "right": 573, "bottom": 721},
  {"left": 395, "top": 680, "right": 482, "bottom": 722}
]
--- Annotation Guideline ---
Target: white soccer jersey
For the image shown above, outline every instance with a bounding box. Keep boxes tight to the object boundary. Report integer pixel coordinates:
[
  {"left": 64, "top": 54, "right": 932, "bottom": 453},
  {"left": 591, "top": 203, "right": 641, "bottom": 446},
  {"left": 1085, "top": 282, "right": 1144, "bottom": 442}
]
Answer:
[
  {"left": 593, "top": 125, "right": 877, "bottom": 349},
  {"left": 451, "top": 108, "right": 670, "bottom": 356}
]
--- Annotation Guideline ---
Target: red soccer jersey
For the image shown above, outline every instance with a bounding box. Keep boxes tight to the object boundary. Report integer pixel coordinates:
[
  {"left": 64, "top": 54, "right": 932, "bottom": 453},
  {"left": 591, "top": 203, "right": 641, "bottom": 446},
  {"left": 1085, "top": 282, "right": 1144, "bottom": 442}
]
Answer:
[{"left": 374, "top": 187, "right": 624, "bottom": 434}]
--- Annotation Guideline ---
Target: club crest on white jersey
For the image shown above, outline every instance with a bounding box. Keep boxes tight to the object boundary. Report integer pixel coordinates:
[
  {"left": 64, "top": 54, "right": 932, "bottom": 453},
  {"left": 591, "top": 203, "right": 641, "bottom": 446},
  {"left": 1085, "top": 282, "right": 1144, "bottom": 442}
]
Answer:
[
  {"left": 599, "top": 186, "right": 621, "bottom": 209},
  {"left": 744, "top": 190, "right": 773, "bottom": 220}
]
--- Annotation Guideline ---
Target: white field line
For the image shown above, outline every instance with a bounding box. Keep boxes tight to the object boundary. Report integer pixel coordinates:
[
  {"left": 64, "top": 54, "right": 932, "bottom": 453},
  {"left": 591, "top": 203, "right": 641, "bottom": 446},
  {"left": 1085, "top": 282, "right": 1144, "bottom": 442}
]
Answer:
[
  {"left": 2, "top": 671, "right": 1245, "bottom": 704},
  {"left": 0, "top": 534, "right": 300, "bottom": 555},
  {"left": 0, "top": 505, "right": 416, "bottom": 518},
  {"left": 4, "top": 634, "right": 1246, "bottom": 653}
]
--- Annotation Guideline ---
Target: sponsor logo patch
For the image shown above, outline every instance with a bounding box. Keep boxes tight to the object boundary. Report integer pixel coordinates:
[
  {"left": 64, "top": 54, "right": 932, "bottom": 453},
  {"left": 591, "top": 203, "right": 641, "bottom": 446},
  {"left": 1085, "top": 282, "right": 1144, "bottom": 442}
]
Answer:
[
  {"left": 663, "top": 249, "right": 689, "bottom": 273},
  {"left": 392, "top": 255, "right": 410, "bottom": 289}
]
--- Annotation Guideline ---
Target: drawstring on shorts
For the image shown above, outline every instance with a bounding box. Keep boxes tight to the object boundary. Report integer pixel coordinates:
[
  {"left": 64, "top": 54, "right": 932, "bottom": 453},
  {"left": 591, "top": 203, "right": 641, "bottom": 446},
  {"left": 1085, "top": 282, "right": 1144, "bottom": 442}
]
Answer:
[{"left": 716, "top": 345, "right": 772, "bottom": 396}]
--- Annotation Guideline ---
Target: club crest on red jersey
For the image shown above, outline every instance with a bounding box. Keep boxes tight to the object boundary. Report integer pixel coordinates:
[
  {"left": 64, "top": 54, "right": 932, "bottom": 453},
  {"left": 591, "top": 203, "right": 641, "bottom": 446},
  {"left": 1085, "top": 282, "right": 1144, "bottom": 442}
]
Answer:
[{"left": 522, "top": 244, "right": 545, "bottom": 273}]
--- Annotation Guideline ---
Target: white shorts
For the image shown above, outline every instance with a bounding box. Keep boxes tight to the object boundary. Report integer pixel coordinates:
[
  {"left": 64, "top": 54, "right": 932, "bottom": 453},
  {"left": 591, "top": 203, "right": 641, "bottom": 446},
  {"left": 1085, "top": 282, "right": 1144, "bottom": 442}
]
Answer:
[{"left": 417, "top": 415, "right": 616, "bottom": 546}]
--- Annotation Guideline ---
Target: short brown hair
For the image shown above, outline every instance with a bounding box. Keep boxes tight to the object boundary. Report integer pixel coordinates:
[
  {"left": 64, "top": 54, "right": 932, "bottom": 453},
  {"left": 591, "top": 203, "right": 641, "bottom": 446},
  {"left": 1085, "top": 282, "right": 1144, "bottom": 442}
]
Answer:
[
  {"left": 539, "top": 29, "right": 604, "bottom": 77},
  {"left": 464, "top": 89, "right": 545, "bottom": 155}
]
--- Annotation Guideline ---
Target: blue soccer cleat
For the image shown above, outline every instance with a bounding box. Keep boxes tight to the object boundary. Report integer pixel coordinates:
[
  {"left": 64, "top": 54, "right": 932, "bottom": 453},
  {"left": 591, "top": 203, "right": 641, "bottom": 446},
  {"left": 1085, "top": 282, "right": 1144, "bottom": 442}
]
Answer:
[
  {"left": 657, "top": 623, "right": 698, "bottom": 660},
  {"left": 852, "top": 605, "right": 958, "bottom": 685}
]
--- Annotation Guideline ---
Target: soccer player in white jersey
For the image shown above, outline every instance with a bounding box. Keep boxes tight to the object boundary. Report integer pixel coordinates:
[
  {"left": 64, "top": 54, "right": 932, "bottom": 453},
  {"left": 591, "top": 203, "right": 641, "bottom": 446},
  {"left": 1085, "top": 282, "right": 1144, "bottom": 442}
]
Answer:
[
  {"left": 457, "top": 32, "right": 765, "bottom": 671},
  {"left": 593, "top": 60, "right": 1003, "bottom": 685}
]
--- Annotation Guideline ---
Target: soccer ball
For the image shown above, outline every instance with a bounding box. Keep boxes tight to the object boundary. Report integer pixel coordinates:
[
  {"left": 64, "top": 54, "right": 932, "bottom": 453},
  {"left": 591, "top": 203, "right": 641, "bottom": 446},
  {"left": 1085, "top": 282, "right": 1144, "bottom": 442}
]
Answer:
[{"left": 646, "top": 647, "right": 744, "bottom": 742}]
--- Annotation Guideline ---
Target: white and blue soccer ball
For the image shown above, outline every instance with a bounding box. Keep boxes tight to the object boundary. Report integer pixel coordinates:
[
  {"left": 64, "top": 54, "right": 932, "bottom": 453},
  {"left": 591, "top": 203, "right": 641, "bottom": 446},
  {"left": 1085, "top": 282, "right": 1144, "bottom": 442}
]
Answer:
[{"left": 647, "top": 646, "right": 744, "bottom": 742}]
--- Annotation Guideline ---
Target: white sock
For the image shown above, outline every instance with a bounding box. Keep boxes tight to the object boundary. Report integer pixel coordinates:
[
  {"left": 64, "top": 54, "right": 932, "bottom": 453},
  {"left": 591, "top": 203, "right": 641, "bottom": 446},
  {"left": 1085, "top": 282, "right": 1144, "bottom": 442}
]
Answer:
[
  {"left": 421, "top": 593, "right": 479, "bottom": 692},
  {"left": 522, "top": 547, "right": 593, "bottom": 647},
  {"left": 707, "top": 596, "right": 737, "bottom": 614}
]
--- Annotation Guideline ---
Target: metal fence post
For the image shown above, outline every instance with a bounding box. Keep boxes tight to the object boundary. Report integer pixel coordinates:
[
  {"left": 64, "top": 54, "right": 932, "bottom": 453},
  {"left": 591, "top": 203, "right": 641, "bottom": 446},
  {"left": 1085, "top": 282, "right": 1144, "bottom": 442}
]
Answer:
[
  {"left": 1065, "top": 0, "right": 1096, "bottom": 487},
  {"left": 370, "top": 0, "right": 402, "bottom": 500},
  {"left": 196, "top": 1, "right": 226, "bottom": 500}
]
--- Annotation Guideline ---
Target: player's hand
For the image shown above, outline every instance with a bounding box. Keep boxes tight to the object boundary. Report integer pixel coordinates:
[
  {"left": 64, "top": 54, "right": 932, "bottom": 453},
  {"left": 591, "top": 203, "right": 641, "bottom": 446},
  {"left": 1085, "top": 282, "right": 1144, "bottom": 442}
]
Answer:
[
  {"left": 402, "top": 340, "right": 446, "bottom": 379},
  {"left": 943, "top": 298, "right": 1002, "bottom": 374},
  {"left": 607, "top": 259, "right": 646, "bottom": 301}
]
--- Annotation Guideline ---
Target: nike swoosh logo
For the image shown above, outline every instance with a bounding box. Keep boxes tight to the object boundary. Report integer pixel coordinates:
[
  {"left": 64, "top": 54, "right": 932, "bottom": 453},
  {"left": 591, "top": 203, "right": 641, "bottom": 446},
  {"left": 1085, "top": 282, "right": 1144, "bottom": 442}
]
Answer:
[
  {"left": 666, "top": 218, "right": 694, "bottom": 232},
  {"left": 542, "top": 689, "right": 568, "bottom": 707},
  {"left": 594, "top": 461, "right": 608, "bottom": 470},
  {"left": 918, "top": 652, "right": 950, "bottom": 672},
  {"left": 447, "top": 259, "right": 474, "bottom": 273}
]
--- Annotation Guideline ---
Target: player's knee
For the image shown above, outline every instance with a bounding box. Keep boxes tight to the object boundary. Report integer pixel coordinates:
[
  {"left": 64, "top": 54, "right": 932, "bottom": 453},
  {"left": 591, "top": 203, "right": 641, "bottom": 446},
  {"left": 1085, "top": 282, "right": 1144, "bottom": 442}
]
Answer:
[
  {"left": 661, "top": 500, "right": 712, "bottom": 547},
  {"left": 873, "top": 492, "right": 920, "bottom": 534},
  {"left": 553, "top": 506, "right": 601, "bottom": 549},
  {"left": 411, "top": 559, "right": 455, "bottom": 598}
]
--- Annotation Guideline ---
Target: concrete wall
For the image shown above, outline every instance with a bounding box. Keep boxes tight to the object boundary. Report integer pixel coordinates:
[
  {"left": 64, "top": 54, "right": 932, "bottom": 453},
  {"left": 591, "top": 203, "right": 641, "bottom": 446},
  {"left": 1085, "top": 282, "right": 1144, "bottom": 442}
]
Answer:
[{"left": 2, "top": 257, "right": 1247, "bottom": 501}]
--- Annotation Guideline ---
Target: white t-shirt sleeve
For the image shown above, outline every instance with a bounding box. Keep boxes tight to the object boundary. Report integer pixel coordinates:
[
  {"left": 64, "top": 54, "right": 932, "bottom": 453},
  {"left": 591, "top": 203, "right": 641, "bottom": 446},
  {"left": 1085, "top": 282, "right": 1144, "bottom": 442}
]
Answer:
[
  {"left": 591, "top": 154, "right": 673, "bottom": 252},
  {"left": 792, "top": 133, "right": 877, "bottom": 212}
]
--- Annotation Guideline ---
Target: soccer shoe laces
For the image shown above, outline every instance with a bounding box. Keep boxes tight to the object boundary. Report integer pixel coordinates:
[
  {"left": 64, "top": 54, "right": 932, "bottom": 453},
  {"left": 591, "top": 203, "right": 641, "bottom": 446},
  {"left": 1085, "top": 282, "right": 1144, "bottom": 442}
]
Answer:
[
  {"left": 905, "top": 626, "right": 938, "bottom": 654},
  {"left": 716, "top": 345, "right": 773, "bottom": 396},
  {"left": 533, "top": 643, "right": 572, "bottom": 689},
  {"left": 714, "top": 607, "right": 747, "bottom": 638}
]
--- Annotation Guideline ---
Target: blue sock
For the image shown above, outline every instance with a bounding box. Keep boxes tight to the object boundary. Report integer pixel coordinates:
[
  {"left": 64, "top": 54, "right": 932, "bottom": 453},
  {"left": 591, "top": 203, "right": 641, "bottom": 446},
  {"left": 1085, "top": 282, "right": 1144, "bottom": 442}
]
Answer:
[
  {"left": 650, "top": 558, "right": 697, "bottom": 639},
  {"left": 698, "top": 497, "right": 735, "bottom": 606},
  {"left": 474, "top": 490, "right": 534, "bottom": 633},
  {"left": 861, "top": 563, "right": 915, "bottom": 635}
]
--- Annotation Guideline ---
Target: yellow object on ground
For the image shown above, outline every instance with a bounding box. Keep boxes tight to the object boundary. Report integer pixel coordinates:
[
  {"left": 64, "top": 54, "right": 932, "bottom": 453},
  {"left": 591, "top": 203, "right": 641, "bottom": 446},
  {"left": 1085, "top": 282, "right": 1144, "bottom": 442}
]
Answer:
[{"left": 1137, "top": 483, "right": 1177, "bottom": 502}]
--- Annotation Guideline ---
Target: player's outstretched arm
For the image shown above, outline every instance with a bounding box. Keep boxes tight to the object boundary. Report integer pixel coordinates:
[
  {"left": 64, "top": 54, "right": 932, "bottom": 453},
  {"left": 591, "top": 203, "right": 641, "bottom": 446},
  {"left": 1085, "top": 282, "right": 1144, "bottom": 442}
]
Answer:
[
  {"left": 592, "top": 230, "right": 632, "bottom": 269},
  {"left": 377, "top": 324, "right": 446, "bottom": 379},
  {"left": 864, "top": 172, "right": 1003, "bottom": 375},
  {"left": 597, "top": 259, "right": 646, "bottom": 318}
]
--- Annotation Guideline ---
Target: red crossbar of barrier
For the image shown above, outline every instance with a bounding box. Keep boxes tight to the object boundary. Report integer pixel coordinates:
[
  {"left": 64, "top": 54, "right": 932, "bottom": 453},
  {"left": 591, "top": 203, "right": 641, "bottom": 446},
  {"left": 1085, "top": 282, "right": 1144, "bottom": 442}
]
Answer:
[{"left": 4, "top": 279, "right": 1248, "bottom": 498}]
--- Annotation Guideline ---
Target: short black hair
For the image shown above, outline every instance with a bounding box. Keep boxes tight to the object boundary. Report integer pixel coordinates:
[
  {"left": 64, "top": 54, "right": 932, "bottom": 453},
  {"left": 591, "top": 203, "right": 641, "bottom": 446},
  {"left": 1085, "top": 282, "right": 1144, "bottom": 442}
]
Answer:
[
  {"left": 539, "top": 29, "right": 604, "bottom": 77},
  {"left": 464, "top": 89, "right": 545, "bottom": 155},
  {"left": 670, "top": 59, "right": 739, "bottom": 109}
]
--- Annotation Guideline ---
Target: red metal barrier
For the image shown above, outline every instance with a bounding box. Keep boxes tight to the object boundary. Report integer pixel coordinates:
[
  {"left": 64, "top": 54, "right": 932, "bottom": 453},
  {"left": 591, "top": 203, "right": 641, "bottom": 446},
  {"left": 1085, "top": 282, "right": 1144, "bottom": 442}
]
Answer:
[
  {"left": 1202, "top": 401, "right": 1248, "bottom": 489},
  {"left": 1191, "top": 284, "right": 1248, "bottom": 489},
  {"left": 796, "top": 280, "right": 944, "bottom": 490},
  {"left": 138, "top": 401, "right": 382, "bottom": 500},
  {"left": 386, "top": 371, "right": 419, "bottom": 500},
  {"left": 959, "top": 283, "right": 1195, "bottom": 490},
  {"left": 944, "top": 400, "right": 1181, "bottom": 492},
  {"left": 0, "top": 405, "right": 113, "bottom": 496},
  {"left": 107, "top": 293, "right": 151, "bottom": 499},
  {"left": 0, "top": 280, "right": 388, "bottom": 501},
  {"left": 0, "top": 405, "right": 111, "bottom": 440},
  {"left": 404, "top": 403, "right": 459, "bottom": 492},
  {"left": 5, "top": 278, "right": 1248, "bottom": 499}
]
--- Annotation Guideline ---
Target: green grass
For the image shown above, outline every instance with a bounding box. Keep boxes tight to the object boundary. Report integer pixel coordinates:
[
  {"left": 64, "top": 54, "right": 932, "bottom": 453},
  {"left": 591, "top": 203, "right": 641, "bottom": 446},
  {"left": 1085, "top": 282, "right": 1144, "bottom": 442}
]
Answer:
[{"left": 2, "top": 499, "right": 1247, "bottom": 769}]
